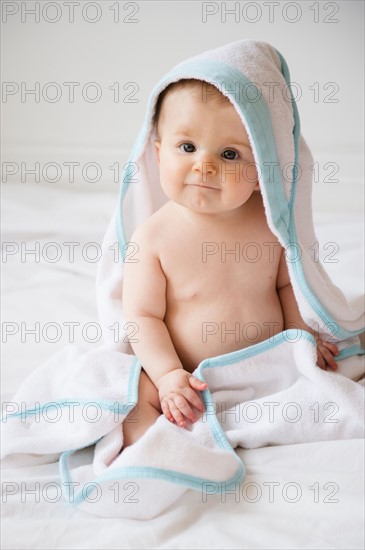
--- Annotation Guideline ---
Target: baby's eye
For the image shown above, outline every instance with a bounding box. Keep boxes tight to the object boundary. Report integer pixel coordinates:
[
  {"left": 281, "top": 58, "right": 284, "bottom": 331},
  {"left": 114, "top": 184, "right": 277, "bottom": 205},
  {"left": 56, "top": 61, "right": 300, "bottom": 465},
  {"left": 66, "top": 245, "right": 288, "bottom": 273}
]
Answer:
[
  {"left": 222, "top": 149, "right": 239, "bottom": 160},
  {"left": 180, "top": 143, "right": 196, "bottom": 153}
]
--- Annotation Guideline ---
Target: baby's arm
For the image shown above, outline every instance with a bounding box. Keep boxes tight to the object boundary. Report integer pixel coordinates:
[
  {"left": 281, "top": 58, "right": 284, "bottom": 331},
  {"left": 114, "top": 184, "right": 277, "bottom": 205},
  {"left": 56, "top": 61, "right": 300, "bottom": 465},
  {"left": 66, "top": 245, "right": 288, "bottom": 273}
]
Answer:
[
  {"left": 122, "top": 226, "right": 207, "bottom": 426},
  {"left": 276, "top": 248, "right": 339, "bottom": 370}
]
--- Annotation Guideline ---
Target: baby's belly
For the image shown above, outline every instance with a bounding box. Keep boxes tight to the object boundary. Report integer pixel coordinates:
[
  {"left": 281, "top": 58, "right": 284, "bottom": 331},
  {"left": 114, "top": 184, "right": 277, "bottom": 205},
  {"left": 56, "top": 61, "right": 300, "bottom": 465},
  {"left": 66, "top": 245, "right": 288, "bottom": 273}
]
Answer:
[{"left": 164, "top": 291, "right": 284, "bottom": 373}]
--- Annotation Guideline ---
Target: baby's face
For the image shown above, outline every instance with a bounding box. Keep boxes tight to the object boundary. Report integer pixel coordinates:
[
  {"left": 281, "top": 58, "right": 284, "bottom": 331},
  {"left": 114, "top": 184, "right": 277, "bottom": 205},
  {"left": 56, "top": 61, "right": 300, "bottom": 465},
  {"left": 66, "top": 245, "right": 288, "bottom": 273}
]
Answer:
[{"left": 154, "top": 85, "right": 259, "bottom": 217}]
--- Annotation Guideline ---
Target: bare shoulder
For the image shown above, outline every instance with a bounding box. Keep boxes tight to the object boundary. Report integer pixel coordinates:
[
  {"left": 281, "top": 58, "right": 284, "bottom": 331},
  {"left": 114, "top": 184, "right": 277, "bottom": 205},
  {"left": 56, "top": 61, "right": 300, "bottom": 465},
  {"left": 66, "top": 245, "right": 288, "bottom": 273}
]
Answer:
[{"left": 128, "top": 201, "right": 177, "bottom": 254}]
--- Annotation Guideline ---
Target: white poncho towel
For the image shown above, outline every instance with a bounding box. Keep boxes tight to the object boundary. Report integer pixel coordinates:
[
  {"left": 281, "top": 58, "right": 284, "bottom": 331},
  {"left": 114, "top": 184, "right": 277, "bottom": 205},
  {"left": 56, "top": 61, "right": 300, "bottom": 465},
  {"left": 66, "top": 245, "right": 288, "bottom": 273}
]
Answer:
[{"left": 2, "top": 39, "right": 364, "bottom": 520}]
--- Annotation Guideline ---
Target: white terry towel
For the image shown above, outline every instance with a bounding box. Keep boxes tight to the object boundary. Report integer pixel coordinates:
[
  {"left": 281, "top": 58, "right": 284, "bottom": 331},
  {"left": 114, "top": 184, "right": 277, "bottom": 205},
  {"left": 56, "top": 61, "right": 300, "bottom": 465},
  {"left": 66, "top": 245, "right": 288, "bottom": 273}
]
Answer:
[{"left": 2, "top": 39, "right": 364, "bottom": 520}]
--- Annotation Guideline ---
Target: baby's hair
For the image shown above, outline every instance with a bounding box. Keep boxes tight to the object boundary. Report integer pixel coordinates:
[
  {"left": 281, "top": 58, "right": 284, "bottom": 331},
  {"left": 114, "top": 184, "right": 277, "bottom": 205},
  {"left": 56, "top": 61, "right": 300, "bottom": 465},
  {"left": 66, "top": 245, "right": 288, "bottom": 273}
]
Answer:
[{"left": 152, "top": 79, "right": 223, "bottom": 132}]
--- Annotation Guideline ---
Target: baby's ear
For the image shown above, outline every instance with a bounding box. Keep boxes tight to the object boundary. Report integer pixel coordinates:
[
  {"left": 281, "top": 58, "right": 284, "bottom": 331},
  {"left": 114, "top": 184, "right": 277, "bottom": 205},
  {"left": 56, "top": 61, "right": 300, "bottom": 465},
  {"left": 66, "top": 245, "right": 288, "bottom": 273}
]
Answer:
[
  {"left": 154, "top": 140, "right": 161, "bottom": 163},
  {"left": 254, "top": 181, "right": 260, "bottom": 191}
]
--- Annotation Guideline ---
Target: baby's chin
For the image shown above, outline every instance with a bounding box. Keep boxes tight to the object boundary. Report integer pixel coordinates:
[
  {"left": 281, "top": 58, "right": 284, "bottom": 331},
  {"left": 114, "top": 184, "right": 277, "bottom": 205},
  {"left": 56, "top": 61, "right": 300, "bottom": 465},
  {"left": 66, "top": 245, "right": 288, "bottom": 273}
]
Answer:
[
  {"left": 168, "top": 192, "right": 220, "bottom": 214},
  {"left": 162, "top": 186, "right": 245, "bottom": 218},
  {"left": 175, "top": 197, "right": 236, "bottom": 218}
]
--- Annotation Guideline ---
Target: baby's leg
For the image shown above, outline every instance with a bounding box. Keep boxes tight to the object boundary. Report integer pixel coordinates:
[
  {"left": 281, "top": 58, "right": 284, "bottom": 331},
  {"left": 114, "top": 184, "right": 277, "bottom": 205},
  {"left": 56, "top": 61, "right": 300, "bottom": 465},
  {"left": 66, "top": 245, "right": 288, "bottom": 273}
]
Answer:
[{"left": 122, "top": 369, "right": 162, "bottom": 449}]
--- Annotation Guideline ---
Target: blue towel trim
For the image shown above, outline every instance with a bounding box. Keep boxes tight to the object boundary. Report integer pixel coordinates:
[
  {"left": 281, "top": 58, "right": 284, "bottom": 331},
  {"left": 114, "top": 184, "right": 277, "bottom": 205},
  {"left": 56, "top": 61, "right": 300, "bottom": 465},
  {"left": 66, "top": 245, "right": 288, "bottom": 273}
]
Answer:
[
  {"left": 337, "top": 345, "right": 365, "bottom": 360},
  {"left": 274, "top": 48, "right": 364, "bottom": 339},
  {"left": 61, "top": 456, "right": 244, "bottom": 507},
  {"left": 1, "top": 356, "right": 141, "bottom": 422}
]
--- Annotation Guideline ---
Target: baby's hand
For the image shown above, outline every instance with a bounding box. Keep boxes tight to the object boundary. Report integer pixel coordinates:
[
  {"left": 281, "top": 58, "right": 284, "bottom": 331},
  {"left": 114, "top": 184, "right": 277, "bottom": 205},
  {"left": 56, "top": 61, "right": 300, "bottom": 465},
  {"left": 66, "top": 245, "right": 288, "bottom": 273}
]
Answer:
[
  {"left": 156, "top": 369, "right": 208, "bottom": 428},
  {"left": 316, "top": 339, "right": 339, "bottom": 371}
]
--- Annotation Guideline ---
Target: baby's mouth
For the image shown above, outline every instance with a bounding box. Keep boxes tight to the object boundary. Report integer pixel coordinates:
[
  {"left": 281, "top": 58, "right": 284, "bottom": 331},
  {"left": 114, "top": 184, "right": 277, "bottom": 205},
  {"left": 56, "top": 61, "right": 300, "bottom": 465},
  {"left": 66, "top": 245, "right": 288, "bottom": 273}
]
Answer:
[{"left": 186, "top": 182, "right": 220, "bottom": 190}]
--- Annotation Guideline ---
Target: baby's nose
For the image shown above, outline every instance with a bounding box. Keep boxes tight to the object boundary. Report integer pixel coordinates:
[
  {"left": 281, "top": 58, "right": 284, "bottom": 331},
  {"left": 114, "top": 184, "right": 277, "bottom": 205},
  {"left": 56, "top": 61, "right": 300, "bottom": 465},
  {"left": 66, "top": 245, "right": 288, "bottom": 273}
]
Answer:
[{"left": 192, "top": 160, "right": 218, "bottom": 175}]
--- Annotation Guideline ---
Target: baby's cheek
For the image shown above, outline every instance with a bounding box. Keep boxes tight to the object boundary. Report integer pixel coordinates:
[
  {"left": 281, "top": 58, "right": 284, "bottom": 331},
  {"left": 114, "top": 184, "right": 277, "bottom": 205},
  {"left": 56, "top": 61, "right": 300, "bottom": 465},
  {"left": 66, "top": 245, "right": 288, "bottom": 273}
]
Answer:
[{"left": 243, "top": 161, "right": 258, "bottom": 183}]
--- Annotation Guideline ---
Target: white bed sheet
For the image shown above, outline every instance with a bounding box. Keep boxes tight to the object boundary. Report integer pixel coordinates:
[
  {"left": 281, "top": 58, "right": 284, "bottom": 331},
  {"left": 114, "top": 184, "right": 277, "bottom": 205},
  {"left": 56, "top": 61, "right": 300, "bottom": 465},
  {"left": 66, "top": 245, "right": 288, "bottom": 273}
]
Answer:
[{"left": 1, "top": 182, "right": 364, "bottom": 550}]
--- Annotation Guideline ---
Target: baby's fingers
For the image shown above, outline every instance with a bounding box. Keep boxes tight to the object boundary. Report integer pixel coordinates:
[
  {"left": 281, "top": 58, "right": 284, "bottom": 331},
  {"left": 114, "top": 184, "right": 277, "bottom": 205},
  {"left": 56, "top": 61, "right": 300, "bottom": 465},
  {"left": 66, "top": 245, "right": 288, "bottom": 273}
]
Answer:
[
  {"left": 316, "top": 350, "right": 327, "bottom": 370},
  {"left": 188, "top": 375, "right": 208, "bottom": 391},
  {"left": 163, "top": 396, "right": 196, "bottom": 427},
  {"left": 161, "top": 399, "right": 185, "bottom": 426},
  {"left": 167, "top": 399, "right": 187, "bottom": 427},
  {"left": 317, "top": 344, "right": 338, "bottom": 371},
  {"left": 321, "top": 340, "right": 339, "bottom": 356},
  {"left": 161, "top": 400, "right": 174, "bottom": 423},
  {"left": 172, "top": 395, "right": 198, "bottom": 424},
  {"left": 184, "top": 388, "right": 206, "bottom": 413}
]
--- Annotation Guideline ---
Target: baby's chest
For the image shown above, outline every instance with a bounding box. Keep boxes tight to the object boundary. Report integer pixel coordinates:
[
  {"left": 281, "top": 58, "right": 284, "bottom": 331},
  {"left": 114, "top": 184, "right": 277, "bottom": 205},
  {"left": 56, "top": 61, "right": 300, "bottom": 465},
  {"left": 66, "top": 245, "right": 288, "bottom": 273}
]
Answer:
[{"left": 162, "top": 238, "right": 281, "bottom": 300}]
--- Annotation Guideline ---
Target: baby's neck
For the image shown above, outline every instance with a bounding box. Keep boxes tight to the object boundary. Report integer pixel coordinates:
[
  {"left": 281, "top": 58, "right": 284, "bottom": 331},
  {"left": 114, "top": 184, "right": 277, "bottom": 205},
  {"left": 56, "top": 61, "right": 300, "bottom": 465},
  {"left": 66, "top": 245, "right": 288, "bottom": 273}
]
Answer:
[{"left": 172, "top": 193, "right": 260, "bottom": 228}]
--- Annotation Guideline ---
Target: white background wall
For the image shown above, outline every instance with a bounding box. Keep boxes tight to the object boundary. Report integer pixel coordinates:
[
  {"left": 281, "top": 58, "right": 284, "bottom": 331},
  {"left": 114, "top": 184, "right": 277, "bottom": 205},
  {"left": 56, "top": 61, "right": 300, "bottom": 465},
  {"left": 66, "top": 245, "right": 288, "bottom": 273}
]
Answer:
[{"left": 1, "top": 0, "right": 364, "bottom": 211}]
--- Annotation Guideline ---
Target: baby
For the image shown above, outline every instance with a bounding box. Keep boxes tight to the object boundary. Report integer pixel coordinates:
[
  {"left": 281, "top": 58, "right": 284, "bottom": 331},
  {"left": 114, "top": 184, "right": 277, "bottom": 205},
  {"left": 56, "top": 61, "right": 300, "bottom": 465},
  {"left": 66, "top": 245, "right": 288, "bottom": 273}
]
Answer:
[{"left": 122, "top": 79, "right": 339, "bottom": 447}]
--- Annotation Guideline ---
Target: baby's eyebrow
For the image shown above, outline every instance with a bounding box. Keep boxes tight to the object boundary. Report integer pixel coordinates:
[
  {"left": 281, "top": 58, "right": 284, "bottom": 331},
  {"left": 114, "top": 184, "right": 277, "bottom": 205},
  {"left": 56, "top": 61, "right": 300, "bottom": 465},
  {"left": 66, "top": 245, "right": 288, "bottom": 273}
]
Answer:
[
  {"left": 173, "top": 129, "right": 192, "bottom": 136},
  {"left": 224, "top": 140, "right": 252, "bottom": 150}
]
